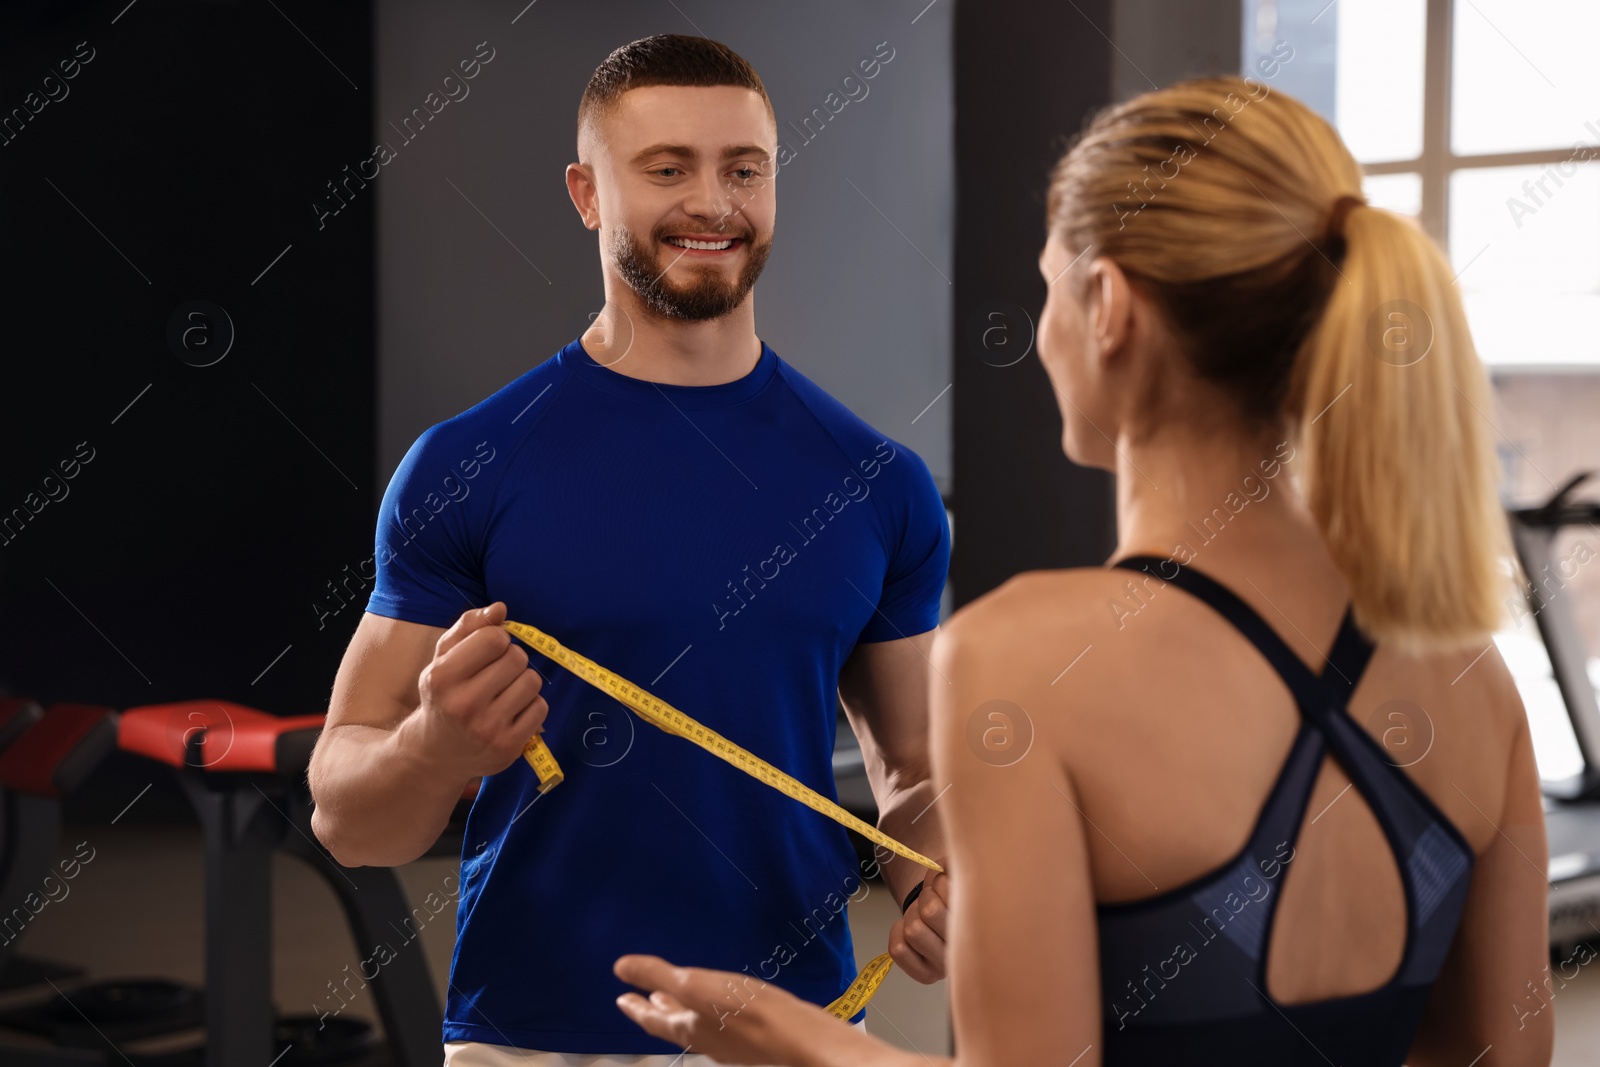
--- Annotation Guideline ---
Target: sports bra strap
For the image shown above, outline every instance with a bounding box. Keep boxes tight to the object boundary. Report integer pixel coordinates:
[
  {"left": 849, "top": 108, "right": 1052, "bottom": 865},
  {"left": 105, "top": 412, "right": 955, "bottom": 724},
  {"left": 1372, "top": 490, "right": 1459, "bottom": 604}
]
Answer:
[
  {"left": 1112, "top": 555, "right": 1367, "bottom": 725},
  {"left": 1321, "top": 602, "right": 1377, "bottom": 701}
]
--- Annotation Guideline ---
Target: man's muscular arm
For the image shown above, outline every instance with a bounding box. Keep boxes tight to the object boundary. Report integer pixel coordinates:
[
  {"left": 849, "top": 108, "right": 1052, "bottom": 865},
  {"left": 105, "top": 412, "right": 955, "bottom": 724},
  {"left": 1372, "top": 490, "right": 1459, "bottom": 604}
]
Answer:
[
  {"left": 838, "top": 629, "right": 950, "bottom": 983},
  {"left": 309, "top": 602, "right": 547, "bottom": 868}
]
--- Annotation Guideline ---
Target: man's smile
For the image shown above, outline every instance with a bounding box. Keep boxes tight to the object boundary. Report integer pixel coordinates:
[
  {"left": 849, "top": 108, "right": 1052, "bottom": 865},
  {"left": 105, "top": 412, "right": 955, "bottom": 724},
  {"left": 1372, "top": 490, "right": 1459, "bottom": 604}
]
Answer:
[{"left": 662, "top": 234, "right": 745, "bottom": 256}]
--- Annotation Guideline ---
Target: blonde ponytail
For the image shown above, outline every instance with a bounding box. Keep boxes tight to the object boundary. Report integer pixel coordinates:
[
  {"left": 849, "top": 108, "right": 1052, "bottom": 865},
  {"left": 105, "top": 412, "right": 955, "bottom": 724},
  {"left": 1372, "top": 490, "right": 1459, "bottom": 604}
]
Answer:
[
  {"left": 1292, "top": 203, "right": 1512, "bottom": 654},
  {"left": 1046, "top": 75, "right": 1514, "bottom": 654}
]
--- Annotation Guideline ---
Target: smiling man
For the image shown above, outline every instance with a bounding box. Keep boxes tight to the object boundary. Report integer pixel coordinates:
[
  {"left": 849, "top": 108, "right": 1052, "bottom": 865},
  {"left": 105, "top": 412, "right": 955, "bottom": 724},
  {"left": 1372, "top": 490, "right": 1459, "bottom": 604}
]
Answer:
[{"left": 306, "top": 34, "right": 951, "bottom": 1066}]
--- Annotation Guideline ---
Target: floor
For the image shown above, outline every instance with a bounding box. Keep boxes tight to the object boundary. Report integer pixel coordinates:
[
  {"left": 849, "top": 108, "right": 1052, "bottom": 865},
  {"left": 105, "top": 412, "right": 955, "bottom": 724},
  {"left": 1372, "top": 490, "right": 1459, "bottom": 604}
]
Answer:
[
  {"left": 4, "top": 822, "right": 1598, "bottom": 1065},
  {"left": 0, "top": 823, "right": 950, "bottom": 1064}
]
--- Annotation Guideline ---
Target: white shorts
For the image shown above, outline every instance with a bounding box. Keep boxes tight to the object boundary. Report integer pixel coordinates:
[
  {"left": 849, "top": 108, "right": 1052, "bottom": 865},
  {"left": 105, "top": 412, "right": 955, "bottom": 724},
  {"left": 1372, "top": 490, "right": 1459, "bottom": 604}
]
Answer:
[{"left": 442, "top": 1019, "right": 867, "bottom": 1067}]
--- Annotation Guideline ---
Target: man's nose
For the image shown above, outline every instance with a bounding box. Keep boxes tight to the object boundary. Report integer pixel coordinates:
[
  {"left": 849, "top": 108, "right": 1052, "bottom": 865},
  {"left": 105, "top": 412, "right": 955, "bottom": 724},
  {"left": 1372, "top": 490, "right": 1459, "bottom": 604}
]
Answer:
[{"left": 680, "top": 170, "right": 742, "bottom": 229}]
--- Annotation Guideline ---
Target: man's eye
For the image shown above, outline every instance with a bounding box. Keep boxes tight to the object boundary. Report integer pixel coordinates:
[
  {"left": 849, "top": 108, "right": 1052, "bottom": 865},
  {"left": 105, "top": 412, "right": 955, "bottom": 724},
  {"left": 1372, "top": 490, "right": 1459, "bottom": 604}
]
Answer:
[
  {"left": 654, "top": 167, "right": 681, "bottom": 178},
  {"left": 733, "top": 167, "right": 757, "bottom": 180}
]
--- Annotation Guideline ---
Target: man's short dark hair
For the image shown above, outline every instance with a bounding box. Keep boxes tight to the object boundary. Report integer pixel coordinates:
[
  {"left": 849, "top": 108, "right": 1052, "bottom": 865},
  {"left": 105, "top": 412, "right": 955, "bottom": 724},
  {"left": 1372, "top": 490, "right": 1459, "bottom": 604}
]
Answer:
[{"left": 578, "top": 34, "right": 775, "bottom": 144}]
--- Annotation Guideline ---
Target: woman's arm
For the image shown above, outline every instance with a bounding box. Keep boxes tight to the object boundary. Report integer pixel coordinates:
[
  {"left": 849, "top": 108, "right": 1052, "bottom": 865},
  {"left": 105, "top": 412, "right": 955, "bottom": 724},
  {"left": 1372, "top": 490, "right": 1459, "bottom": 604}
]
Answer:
[
  {"left": 923, "top": 606, "right": 1104, "bottom": 1065},
  {"left": 1407, "top": 679, "right": 1552, "bottom": 1066},
  {"left": 612, "top": 956, "right": 929, "bottom": 1067}
]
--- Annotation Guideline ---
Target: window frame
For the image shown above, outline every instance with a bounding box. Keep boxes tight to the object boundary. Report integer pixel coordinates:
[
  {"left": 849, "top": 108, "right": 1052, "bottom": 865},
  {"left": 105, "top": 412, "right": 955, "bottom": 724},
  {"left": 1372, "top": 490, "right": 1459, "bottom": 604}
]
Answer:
[{"left": 1362, "top": 0, "right": 1590, "bottom": 253}]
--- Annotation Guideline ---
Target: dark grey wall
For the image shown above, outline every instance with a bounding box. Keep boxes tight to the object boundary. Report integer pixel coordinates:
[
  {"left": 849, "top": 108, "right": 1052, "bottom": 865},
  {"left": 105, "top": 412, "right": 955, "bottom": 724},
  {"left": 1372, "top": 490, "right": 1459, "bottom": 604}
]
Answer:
[
  {"left": 1113, "top": 0, "right": 1243, "bottom": 102},
  {"left": 949, "top": 0, "right": 1119, "bottom": 607},
  {"left": 949, "top": 0, "right": 1243, "bottom": 608},
  {"left": 373, "top": 0, "right": 954, "bottom": 492}
]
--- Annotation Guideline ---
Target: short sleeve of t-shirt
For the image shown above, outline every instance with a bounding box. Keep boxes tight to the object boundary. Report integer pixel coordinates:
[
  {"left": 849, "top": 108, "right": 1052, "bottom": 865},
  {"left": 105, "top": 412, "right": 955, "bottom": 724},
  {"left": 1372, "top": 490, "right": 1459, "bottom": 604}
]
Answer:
[
  {"left": 856, "top": 442, "right": 949, "bottom": 644},
  {"left": 365, "top": 424, "right": 497, "bottom": 629}
]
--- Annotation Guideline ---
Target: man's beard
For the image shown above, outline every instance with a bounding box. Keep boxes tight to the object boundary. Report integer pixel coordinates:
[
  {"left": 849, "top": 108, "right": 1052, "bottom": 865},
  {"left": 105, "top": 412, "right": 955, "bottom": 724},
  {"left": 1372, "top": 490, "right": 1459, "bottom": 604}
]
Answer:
[{"left": 611, "top": 221, "right": 773, "bottom": 322}]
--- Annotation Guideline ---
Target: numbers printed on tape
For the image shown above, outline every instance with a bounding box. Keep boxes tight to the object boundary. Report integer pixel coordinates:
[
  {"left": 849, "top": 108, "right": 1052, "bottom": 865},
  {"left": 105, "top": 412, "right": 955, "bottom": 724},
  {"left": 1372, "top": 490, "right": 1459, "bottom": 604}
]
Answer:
[
  {"left": 502, "top": 618, "right": 940, "bottom": 1019},
  {"left": 824, "top": 951, "right": 894, "bottom": 1018},
  {"left": 522, "top": 734, "right": 563, "bottom": 794}
]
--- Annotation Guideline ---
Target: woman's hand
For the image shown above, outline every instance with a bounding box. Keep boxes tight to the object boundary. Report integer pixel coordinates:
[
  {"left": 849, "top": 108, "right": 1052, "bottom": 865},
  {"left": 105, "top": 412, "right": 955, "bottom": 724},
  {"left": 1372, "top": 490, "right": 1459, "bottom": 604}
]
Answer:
[{"left": 614, "top": 954, "right": 856, "bottom": 1066}]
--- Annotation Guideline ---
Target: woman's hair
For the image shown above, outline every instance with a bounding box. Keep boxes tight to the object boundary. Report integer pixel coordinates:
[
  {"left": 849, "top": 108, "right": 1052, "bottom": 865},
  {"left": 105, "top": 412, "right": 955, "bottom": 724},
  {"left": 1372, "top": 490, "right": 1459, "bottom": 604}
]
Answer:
[{"left": 1047, "top": 75, "right": 1512, "bottom": 655}]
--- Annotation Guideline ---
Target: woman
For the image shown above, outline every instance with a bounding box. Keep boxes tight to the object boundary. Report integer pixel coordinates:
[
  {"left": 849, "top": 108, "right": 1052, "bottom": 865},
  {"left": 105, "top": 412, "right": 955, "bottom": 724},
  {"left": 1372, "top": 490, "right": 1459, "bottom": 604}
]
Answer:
[{"left": 611, "top": 76, "right": 1553, "bottom": 1066}]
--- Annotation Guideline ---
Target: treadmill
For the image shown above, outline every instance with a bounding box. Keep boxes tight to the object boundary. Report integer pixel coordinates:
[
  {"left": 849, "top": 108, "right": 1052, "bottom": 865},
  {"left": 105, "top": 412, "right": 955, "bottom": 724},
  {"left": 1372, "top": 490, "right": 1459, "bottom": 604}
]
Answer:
[{"left": 1503, "top": 471, "right": 1600, "bottom": 949}]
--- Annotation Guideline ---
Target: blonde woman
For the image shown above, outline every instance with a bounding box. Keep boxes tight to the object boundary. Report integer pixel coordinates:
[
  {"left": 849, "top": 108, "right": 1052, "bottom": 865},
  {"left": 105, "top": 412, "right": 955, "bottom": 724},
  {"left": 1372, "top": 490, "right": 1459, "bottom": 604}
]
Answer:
[{"left": 610, "top": 76, "right": 1553, "bottom": 1067}]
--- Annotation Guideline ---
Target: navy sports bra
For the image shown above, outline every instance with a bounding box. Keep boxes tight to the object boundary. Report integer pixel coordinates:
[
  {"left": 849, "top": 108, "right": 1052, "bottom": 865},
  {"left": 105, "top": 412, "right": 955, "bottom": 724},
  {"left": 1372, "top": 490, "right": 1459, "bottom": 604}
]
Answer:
[{"left": 1097, "top": 556, "right": 1475, "bottom": 1065}]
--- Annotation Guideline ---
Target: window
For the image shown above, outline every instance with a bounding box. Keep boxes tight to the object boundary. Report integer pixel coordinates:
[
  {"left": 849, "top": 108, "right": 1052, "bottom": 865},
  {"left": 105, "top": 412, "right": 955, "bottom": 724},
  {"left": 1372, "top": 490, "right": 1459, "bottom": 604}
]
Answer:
[{"left": 1243, "top": 0, "right": 1600, "bottom": 369}]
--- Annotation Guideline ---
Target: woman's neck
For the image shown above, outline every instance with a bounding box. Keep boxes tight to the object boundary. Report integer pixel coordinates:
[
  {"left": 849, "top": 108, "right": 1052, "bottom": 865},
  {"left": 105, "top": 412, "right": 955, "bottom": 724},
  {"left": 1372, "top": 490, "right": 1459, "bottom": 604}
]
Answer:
[{"left": 1110, "top": 425, "right": 1315, "bottom": 565}]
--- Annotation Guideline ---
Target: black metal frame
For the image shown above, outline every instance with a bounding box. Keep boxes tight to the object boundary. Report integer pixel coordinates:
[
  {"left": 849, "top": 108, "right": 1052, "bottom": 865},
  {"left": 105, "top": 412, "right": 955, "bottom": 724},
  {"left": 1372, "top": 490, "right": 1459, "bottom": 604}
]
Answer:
[
  {"left": 1507, "top": 472, "right": 1600, "bottom": 800},
  {"left": 0, "top": 705, "right": 114, "bottom": 1065},
  {"left": 166, "top": 748, "right": 445, "bottom": 1067}
]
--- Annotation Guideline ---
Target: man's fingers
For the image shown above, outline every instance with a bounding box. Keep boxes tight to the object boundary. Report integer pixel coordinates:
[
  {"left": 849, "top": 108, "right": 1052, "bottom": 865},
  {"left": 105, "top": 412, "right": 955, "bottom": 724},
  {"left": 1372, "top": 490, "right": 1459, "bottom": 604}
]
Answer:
[
  {"left": 890, "top": 917, "right": 944, "bottom": 983},
  {"left": 435, "top": 623, "right": 517, "bottom": 693},
  {"left": 435, "top": 602, "right": 505, "bottom": 659},
  {"left": 487, "top": 667, "right": 546, "bottom": 732},
  {"left": 916, "top": 880, "right": 950, "bottom": 939},
  {"left": 902, "top": 912, "right": 946, "bottom": 969},
  {"left": 896, "top": 921, "right": 934, "bottom": 979},
  {"left": 478, "top": 640, "right": 533, "bottom": 696},
  {"left": 889, "top": 932, "right": 939, "bottom": 983},
  {"left": 433, "top": 611, "right": 512, "bottom": 684}
]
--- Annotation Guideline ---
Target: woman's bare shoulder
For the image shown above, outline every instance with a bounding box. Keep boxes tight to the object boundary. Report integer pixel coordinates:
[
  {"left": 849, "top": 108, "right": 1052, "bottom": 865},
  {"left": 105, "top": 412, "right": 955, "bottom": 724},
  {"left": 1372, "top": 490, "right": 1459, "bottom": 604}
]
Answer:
[
  {"left": 942, "top": 566, "right": 1122, "bottom": 633},
  {"left": 934, "top": 567, "right": 1156, "bottom": 696}
]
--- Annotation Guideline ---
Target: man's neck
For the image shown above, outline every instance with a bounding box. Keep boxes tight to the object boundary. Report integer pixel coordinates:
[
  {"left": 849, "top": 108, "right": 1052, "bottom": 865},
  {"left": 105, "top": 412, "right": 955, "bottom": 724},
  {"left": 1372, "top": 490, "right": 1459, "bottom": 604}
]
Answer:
[{"left": 580, "top": 293, "right": 762, "bottom": 386}]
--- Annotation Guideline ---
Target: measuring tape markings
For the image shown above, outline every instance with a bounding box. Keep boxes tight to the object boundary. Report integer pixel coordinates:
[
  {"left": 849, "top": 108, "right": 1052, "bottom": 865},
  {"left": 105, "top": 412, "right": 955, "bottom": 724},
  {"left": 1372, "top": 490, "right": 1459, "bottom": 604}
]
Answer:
[{"left": 501, "top": 618, "right": 939, "bottom": 1019}]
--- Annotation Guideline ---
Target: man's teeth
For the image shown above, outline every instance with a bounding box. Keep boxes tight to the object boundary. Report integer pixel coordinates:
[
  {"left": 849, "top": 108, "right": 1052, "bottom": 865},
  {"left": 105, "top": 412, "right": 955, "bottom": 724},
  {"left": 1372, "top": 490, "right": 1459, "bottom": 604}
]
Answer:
[{"left": 667, "top": 237, "right": 735, "bottom": 250}]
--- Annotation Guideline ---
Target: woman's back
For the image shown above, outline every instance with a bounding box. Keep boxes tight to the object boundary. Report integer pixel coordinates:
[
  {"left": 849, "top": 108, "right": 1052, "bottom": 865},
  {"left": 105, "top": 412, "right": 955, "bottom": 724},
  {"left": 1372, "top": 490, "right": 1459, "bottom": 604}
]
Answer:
[{"left": 951, "top": 523, "right": 1541, "bottom": 1063}]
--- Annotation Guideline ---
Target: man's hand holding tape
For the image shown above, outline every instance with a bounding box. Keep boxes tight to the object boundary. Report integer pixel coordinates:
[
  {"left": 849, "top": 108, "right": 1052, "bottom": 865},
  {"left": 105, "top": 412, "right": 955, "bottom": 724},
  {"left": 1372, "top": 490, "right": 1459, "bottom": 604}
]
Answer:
[{"left": 889, "top": 869, "right": 951, "bottom": 983}]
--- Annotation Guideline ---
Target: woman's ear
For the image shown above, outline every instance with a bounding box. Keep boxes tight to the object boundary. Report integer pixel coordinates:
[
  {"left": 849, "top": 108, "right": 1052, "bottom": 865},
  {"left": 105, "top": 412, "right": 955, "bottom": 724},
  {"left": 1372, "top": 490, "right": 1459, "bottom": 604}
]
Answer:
[{"left": 1086, "top": 256, "right": 1135, "bottom": 366}]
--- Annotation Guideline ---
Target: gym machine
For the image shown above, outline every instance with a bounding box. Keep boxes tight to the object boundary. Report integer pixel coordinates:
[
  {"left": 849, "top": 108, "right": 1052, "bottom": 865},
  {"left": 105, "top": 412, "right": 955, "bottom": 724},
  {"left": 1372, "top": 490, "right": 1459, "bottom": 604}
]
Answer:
[{"left": 1502, "top": 472, "right": 1600, "bottom": 949}]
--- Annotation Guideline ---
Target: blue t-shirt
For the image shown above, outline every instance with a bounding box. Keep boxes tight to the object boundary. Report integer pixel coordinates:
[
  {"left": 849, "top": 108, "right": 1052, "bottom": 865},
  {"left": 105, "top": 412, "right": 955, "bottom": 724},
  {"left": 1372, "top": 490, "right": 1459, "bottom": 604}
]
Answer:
[{"left": 365, "top": 336, "right": 950, "bottom": 1054}]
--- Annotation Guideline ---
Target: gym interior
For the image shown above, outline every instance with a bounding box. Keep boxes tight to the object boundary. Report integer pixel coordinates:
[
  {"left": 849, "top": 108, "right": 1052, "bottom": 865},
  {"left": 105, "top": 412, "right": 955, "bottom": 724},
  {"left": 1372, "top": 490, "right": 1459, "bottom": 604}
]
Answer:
[{"left": 2, "top": 0, "right": 1598, "bottom": 1064}]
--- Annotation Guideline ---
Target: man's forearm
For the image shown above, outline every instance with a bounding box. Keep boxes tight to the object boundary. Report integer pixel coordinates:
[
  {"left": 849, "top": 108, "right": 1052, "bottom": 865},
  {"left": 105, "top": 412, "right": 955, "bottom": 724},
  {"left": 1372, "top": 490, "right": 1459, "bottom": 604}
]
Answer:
[
  {"left": 309, "top": 714, "right": 475, "bottom": 867},
  {"left": 873, "top": 776, "right": 946, "bottom": 905}
]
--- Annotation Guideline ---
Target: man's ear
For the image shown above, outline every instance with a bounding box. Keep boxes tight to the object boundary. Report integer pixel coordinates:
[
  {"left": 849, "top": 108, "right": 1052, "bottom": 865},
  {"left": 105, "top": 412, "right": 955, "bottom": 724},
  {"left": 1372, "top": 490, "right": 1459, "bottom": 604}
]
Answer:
[{"left": 566, "top": 162, "right": 599, "bottom": 230}]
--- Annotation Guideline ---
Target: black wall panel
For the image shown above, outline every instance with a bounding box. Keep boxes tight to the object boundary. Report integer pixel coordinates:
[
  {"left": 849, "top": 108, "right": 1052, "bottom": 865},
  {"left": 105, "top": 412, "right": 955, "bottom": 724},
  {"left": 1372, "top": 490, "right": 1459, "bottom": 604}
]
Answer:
[{"left": 1, "top": 0, "right": 374, "bottom": 818}]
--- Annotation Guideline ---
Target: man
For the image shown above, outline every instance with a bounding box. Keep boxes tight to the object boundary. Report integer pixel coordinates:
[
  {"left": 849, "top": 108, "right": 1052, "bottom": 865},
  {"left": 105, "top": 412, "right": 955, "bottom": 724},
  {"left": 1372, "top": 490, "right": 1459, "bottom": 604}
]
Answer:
[{"left": 308, "top": 34, "right": 951, "bottom": 1065}]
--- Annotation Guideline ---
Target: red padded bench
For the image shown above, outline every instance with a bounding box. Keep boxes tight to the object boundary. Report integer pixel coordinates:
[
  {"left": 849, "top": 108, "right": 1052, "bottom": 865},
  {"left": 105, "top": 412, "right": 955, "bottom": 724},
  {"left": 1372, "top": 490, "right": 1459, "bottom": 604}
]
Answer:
[
  {"left": 119, "top": 701, "right": 444, "bottom": 1067},
  {"left": 118, "top": 700, "right": 323, "bottom": 774}
]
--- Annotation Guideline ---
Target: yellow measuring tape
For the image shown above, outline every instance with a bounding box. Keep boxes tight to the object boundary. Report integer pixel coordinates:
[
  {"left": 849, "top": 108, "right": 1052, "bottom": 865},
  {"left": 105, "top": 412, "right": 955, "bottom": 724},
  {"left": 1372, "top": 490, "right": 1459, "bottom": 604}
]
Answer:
[{"left": 501, "top": 619, "right": 942, "bottom": 1020}]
